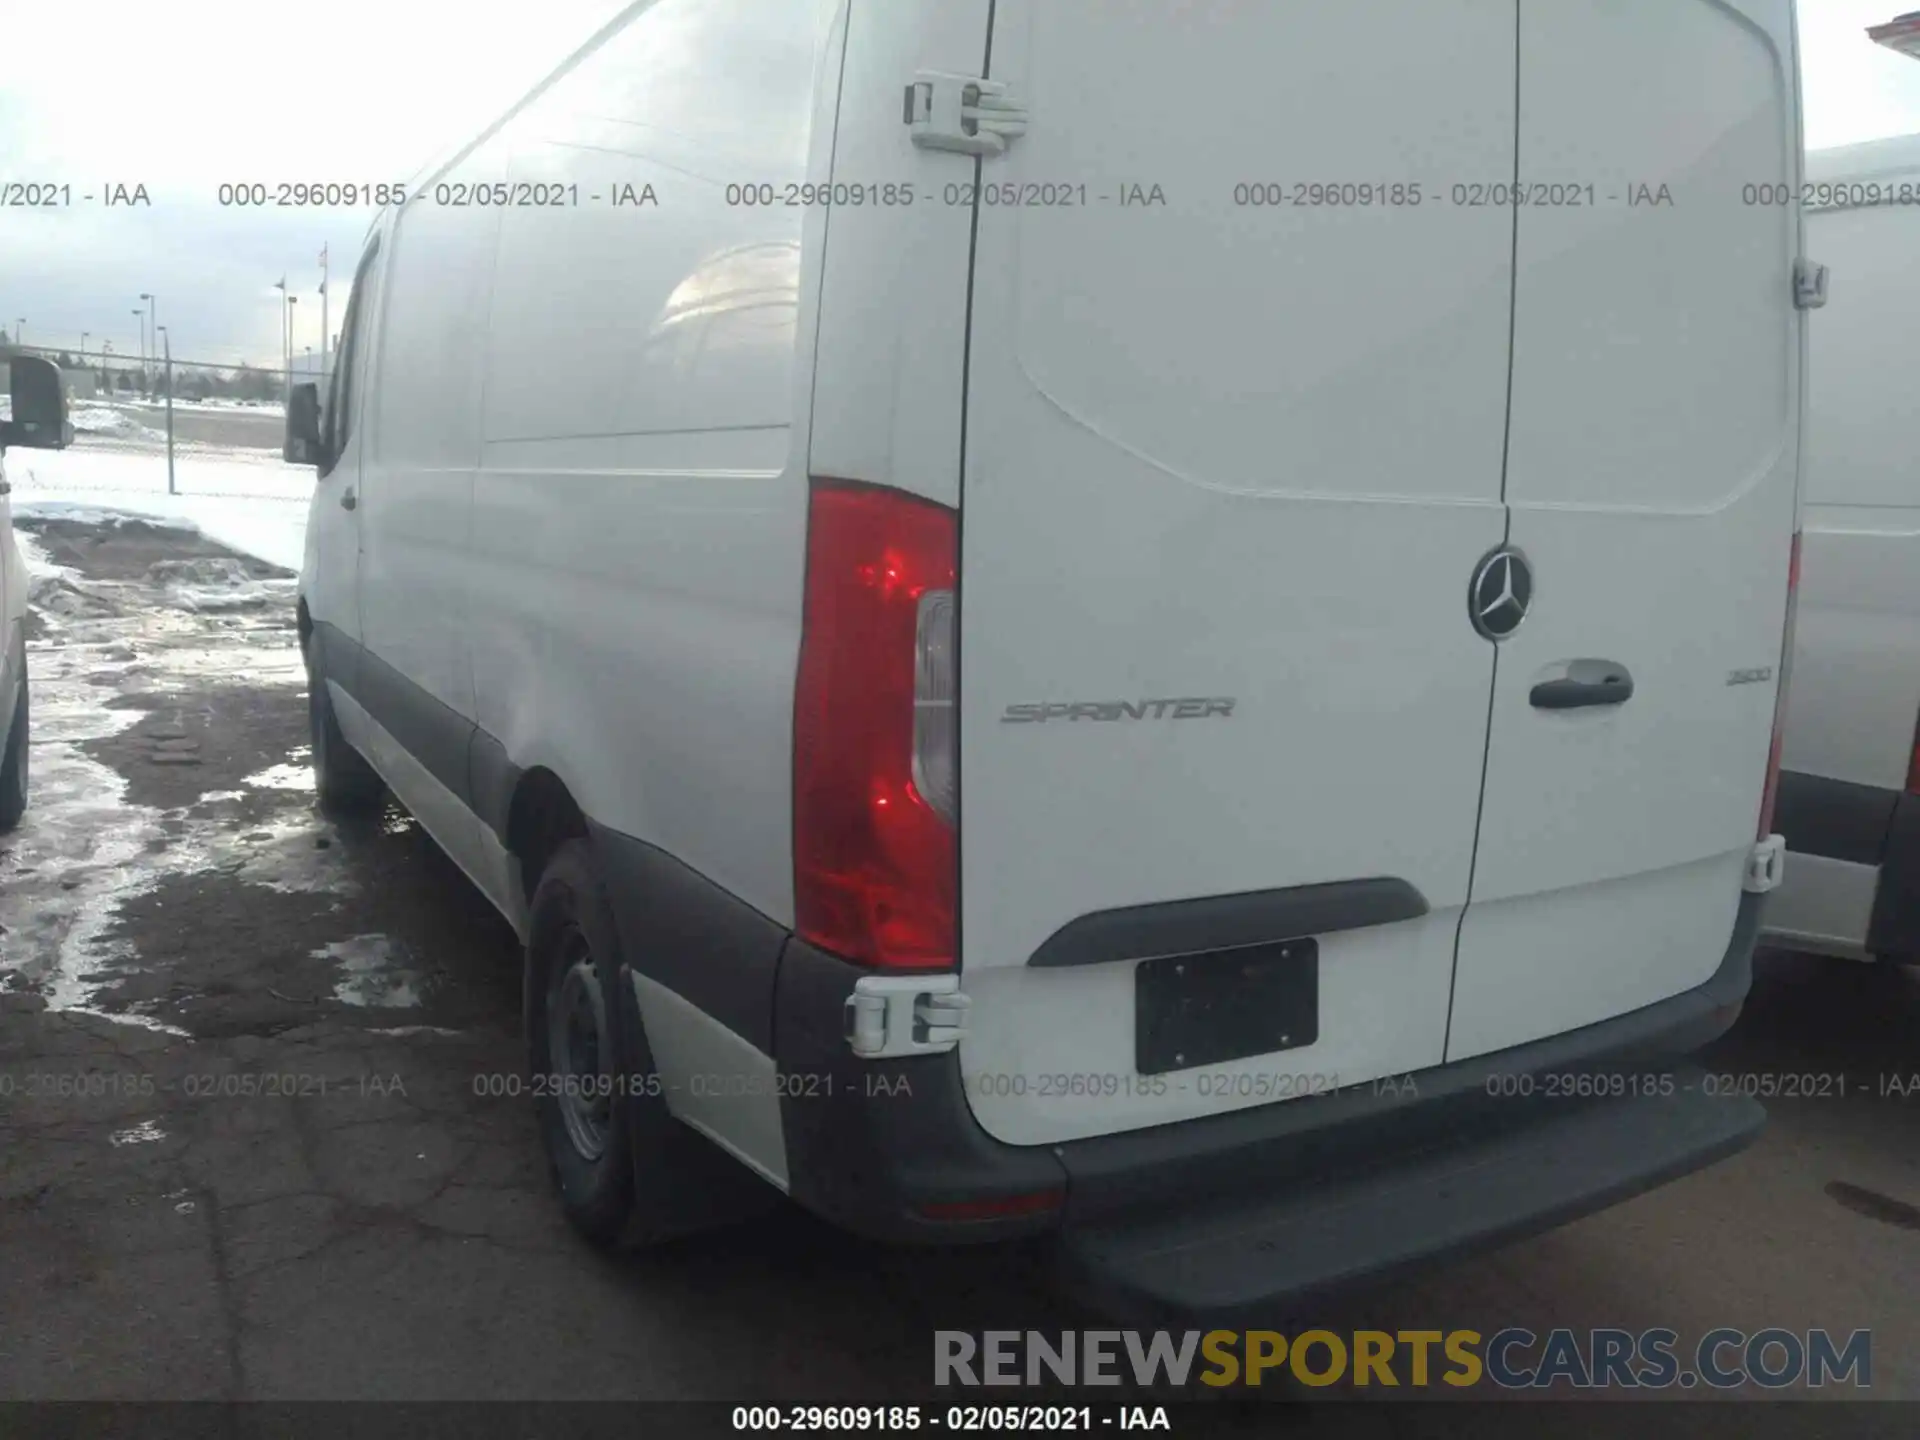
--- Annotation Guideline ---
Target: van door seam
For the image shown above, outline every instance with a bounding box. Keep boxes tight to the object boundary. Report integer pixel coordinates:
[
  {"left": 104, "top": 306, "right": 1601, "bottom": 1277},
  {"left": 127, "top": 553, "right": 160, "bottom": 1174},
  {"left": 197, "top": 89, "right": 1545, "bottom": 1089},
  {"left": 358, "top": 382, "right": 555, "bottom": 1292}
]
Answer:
[
  {"left": 800, "top": 0, "right": 856, "bottom": 485},
  {"left": 950, "top": 0, "right": 1000, "bottom": 975},
  {"left": 1444, "top": 0, "right": 1523, "bottom": 1060}
]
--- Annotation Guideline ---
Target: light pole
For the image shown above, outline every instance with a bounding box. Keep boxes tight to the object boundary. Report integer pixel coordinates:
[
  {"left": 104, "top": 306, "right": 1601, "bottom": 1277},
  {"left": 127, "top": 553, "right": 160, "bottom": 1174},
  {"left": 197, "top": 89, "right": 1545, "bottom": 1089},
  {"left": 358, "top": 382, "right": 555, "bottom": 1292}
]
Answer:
[
  {"left": 158, "top": 324, "right": 176, "bottom": 495},
  {"left": 318, "top": 244, "right": 329, "bottom": 378},
  {"left": 13, "top": 318, "right": 23, "bottom": 350},
  {"left": 274, "top": 277, "right": 289, "bottom": 402},
  {"left": 140, "top": 293, "right": 158, "bottom": 398},
  {"left": 287, "top": 295, "right": 299, "bottom": 399},
  {"left": 133, "top": 309, "right": 146, "bottom": 397}
]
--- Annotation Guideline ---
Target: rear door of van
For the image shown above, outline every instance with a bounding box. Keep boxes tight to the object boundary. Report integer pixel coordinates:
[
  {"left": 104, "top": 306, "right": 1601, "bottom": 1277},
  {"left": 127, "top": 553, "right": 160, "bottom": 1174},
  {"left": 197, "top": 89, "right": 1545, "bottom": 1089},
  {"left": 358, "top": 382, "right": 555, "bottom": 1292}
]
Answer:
[
  {"left": 1445, "top": 0, "right": 1801, "bottom": 1059},
  {"left": 951, "top": 0, "right": 1800, "bottom": 1148},
  {"left": 955, "top": 0, "right": 1517, "bottom": 1148}
]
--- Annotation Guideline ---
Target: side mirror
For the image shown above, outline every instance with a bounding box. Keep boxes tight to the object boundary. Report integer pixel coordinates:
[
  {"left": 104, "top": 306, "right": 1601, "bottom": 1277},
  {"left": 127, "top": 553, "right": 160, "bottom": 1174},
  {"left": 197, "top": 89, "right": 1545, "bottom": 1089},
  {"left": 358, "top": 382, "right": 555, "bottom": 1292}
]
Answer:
[
  {"left": 284, "top": 382, "right": 326, "bottom": 467},
  {"left": 0, "top": 354, "right": 73, "bottom": 451}
]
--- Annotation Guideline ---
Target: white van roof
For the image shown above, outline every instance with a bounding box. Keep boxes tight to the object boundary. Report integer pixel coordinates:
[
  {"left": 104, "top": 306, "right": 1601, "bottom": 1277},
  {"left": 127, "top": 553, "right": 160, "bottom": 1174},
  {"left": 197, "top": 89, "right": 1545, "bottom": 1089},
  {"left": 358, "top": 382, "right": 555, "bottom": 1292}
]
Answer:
[
  {"left": 1806, "top": 131, "right": 1920, "bottom": 186},
  {"left": 400, "top": 0, "right": 650, "bottom": 199}
]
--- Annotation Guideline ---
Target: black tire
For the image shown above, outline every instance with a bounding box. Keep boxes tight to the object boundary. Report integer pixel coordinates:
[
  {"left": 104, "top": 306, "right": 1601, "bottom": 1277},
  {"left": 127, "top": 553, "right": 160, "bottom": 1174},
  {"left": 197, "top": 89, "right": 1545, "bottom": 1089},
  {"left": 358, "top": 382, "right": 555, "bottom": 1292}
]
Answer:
[
  {"left": 0, "top": 663, "right": 27, "bottom": 834},
  {"left": 523, "top": 837, "right": 776, "bottom": 1248},
  {"left": 525, "top": 838, "right": 652, "bottom": 1245},
  {"left": 305, "top": 636, "right": 383, "bottom": 816}
]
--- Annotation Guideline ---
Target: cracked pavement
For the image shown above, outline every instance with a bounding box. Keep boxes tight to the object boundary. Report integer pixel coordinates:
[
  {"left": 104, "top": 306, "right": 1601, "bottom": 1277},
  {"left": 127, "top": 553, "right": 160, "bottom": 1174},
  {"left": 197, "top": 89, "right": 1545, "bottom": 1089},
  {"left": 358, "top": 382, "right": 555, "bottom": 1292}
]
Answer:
[{"left": 1, "top": 517, "right": 1916, "bottom": 1417}]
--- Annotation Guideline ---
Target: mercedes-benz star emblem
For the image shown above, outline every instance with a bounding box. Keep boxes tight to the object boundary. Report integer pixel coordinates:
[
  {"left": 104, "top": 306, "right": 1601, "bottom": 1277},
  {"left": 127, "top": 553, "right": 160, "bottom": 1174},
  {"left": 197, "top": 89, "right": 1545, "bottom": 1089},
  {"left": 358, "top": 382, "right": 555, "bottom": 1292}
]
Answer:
[{"left": 1468, "top": 546, "right": 1533, "bottom": 641}]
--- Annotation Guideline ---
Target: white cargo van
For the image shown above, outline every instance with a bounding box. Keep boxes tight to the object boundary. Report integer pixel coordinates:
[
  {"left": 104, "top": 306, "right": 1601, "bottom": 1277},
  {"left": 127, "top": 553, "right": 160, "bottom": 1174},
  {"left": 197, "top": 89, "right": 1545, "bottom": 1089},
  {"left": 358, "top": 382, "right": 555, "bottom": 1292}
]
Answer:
[
  {"left": 287, "top": 0, "right": 1809, "bottom": 1320},
  {"left": 1765, "top": 133, "right": 1920, "bottom": 964},
  {"left": 0, "top": 355, "right": 70, "bottom": 833}
]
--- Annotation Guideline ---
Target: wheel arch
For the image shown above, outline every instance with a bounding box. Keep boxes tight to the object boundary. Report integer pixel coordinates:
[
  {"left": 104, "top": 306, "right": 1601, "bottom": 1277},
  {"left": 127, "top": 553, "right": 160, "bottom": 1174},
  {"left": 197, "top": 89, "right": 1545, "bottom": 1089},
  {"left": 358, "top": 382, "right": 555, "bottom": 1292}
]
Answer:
[{"left": 506, "top": 765, "right": 590, "bottom": 905}]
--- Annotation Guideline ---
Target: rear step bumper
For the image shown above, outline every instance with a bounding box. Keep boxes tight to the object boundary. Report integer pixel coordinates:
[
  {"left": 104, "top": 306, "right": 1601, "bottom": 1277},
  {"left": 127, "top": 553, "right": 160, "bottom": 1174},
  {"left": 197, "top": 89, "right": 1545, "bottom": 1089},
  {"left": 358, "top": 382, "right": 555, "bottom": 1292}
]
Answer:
[
  {"left": 1058, "top": 1079, "right": 1764, "bottom": 1326},
  {"left": 770, "top": 892, "right": 1767, "bottom": 1306}
]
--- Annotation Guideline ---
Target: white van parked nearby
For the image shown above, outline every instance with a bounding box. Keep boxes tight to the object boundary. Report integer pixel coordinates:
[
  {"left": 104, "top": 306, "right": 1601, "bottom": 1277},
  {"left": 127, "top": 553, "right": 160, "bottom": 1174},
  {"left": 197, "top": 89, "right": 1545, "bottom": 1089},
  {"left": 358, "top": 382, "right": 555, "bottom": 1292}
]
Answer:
[
  {"left": 1766, "top": 132, "right": 1920, "bottom": 965},
  {"left": 0, "top": 355, "right": 72, "bottom": 834},
  {"left": 287, "top": 0, "right": 1810, "bottom": 1321}
]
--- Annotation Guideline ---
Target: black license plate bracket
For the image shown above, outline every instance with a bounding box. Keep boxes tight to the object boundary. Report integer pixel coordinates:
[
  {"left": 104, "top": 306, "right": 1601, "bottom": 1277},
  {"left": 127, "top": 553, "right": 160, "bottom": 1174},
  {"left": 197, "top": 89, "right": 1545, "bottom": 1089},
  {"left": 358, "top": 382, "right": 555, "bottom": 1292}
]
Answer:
[{"left": 1134, "top": 939, "right": 1319, "bottom": 1076}]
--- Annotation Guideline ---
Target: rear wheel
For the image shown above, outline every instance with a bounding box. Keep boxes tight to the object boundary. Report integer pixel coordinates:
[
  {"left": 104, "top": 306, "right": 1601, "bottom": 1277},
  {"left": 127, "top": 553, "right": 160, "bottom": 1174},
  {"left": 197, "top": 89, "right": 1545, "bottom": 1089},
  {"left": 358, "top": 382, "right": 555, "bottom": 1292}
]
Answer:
[
  {"left": 524, "top": 837, "right": 778, "bottom": 1247},
  {"left": 304, "top": 636, "right": 383, "bottom": 816},
  {"left": 526, "top": 838, "right": 657, "bottom": 1246},
  {"left": 0, "top": 665, "right": 28, "bottom": 834}
]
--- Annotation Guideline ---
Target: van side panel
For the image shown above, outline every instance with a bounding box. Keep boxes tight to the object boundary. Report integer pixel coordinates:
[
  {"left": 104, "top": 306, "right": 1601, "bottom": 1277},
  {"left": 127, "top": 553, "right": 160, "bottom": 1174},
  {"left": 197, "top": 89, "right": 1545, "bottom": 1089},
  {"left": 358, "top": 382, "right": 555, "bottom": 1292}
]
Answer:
[
  {"left": 466, "top": 0, "right": 839, "bottom": 923},
  {"left": 806, "top": 0, "right": 993, "bottom": 511},
  {"left": 1783, "top": 159, "right": 1920, "bottom": 792},
  {"left": 456, "top": 0, "right": 844, "bottom": 1173},
  {"left": 1768, "top": 138, "right": 1920, "bottom": 957},
  {"left": 362, "top": 163, "right": 501, "bottom": 726}
]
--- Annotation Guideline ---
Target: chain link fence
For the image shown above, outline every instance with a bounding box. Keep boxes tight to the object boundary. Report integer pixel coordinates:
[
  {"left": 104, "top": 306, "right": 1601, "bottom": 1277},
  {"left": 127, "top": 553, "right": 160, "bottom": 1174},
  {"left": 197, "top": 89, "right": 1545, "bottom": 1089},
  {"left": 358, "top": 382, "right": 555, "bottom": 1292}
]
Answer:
[{"left": 5, "top": 345, "right": 317, "bottom": 505}]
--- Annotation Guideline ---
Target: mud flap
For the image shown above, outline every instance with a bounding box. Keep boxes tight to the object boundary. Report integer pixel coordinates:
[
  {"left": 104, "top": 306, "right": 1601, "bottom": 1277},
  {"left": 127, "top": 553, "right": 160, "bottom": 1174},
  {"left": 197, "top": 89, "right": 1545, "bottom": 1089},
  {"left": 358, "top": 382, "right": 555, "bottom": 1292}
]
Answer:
[{"left": 613, "top": 962, "right": 782, "bottom": 1244}]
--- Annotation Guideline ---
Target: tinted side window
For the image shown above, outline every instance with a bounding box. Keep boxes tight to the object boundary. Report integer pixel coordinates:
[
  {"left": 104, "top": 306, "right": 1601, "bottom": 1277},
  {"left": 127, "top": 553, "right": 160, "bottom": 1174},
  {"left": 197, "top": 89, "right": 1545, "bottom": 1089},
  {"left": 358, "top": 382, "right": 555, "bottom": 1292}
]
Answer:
[{"left": 324, "top": 237, "right": 382, "bottom": 462}]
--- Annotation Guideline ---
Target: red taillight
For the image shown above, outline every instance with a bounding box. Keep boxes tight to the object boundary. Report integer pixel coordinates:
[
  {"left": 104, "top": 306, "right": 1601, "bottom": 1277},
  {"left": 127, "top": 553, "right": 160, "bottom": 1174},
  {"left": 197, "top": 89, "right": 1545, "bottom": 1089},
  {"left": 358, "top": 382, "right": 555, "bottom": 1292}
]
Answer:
[
  {"left": 1757, "top": 530, "right": 1801, "bottom": 838},
  {"left": 794, "top": 479, "right": 958, "bottom": 970}
]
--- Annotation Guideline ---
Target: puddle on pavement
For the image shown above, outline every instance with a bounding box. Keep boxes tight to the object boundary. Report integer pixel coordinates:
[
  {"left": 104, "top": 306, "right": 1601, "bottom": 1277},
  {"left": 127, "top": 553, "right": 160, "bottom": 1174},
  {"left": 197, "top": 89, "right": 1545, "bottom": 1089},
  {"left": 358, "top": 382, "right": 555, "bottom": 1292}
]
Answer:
[
  {"left": 316, "top": 935, "right": 424, "bottom": 1009},
  {"left": 202, "top": 811, "right": 355, "bottom": 894},
  {"left": 0, "top": 521, "right": 338, "bottom": 1028},
  {"left": 244, "top": 757, "right": 314, "bottom": 793}
]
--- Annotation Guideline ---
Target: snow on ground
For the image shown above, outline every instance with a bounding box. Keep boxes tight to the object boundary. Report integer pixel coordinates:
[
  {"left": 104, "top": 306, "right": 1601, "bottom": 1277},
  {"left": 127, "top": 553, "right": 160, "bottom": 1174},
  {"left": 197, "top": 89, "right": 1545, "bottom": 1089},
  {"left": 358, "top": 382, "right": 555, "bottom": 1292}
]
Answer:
[
  {"left": 7, "top": 444, "right": 310, "bottom": 572},
  {"left": 0, "top": 394, "right": 283, "bottom": 418},
  {"left": 69, "top": 405, "right": 168, "bottom": 442},
  {"left": 125, "top": 396, "right": 287, "bottom": 416}
]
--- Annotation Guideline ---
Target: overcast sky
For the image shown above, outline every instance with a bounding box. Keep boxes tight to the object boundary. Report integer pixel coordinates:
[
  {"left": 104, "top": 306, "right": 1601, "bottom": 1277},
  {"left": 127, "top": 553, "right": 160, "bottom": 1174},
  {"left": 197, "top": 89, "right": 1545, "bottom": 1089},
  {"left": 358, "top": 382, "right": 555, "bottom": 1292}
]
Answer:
[{"left": 4, "top": 0, "right": 1919, "bottom": 370}]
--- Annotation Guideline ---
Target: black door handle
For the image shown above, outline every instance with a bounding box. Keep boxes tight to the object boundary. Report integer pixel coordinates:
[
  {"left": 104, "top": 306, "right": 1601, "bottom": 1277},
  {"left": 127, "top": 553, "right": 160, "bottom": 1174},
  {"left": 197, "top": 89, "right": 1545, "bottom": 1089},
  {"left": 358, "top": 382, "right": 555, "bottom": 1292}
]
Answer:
[
  {"left": 340, "top": 489, "right": 357, "bottom": 511},
  {"left": 1531, "top": 660, "right": 1633, "bottom": 710}
]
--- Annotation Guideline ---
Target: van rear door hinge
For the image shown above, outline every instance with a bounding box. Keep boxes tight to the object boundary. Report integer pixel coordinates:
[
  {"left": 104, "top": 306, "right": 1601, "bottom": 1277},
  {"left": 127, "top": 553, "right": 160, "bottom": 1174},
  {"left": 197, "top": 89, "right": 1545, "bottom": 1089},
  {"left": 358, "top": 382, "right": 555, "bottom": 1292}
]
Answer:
[
  {"left": 1745, "top": 834, "right": 1786, "bottom": 893},
  {"left": 1794, "top": 258, "right": 1830, "bottom": 310},
  {"left": 844, "top": 974, "right": 971, "bottom": 1058},
  {"left": 904, "top": 72, "right": 1028, "bottom": 157}
]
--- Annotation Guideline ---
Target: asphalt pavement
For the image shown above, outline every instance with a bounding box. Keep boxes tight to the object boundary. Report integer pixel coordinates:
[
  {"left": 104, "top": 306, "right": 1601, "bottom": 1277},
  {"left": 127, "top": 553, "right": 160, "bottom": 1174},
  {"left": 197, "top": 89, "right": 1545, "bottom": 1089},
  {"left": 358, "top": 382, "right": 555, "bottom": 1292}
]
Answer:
[{"left": 0, "top": 517, "right": 1914, "bottom": 1424}]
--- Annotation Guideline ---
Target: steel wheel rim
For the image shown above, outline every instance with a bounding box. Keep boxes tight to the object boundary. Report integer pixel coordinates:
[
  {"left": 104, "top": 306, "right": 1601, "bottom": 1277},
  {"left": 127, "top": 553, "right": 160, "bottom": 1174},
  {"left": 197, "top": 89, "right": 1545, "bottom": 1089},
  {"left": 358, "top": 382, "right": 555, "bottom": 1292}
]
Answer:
[{"left": 548, "top": 929, "right": 611, "bottom": 1162}]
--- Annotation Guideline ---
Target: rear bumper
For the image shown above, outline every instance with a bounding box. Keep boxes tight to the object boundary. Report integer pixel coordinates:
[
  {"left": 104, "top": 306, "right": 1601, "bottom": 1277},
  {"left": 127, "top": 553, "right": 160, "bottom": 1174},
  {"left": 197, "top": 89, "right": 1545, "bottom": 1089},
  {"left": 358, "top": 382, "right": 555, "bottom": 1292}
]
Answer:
[
  {"left": 772, "top": 892, "right": 1767, "bottom": 1317},
  {"left": 1060, "top": 1076, "right": 1762, "bottom": 1326},
  {"left": 1773, "top": 769, "right": 1920, "bottom": 957}
]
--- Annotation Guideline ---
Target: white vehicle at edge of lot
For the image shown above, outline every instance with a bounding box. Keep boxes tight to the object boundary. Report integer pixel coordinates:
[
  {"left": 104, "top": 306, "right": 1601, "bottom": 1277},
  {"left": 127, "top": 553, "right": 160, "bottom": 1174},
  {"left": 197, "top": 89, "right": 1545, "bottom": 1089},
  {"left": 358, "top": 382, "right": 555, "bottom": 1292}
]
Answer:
[
  {"left": 285, "top": 0, "right": 1809, "bottom": 1322},
  {"left": 1766, "top": 131, "right": 1920, "bottom": 965},
  {"left": 0, "top": 355, "right": 72, "bottom": 834}
]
